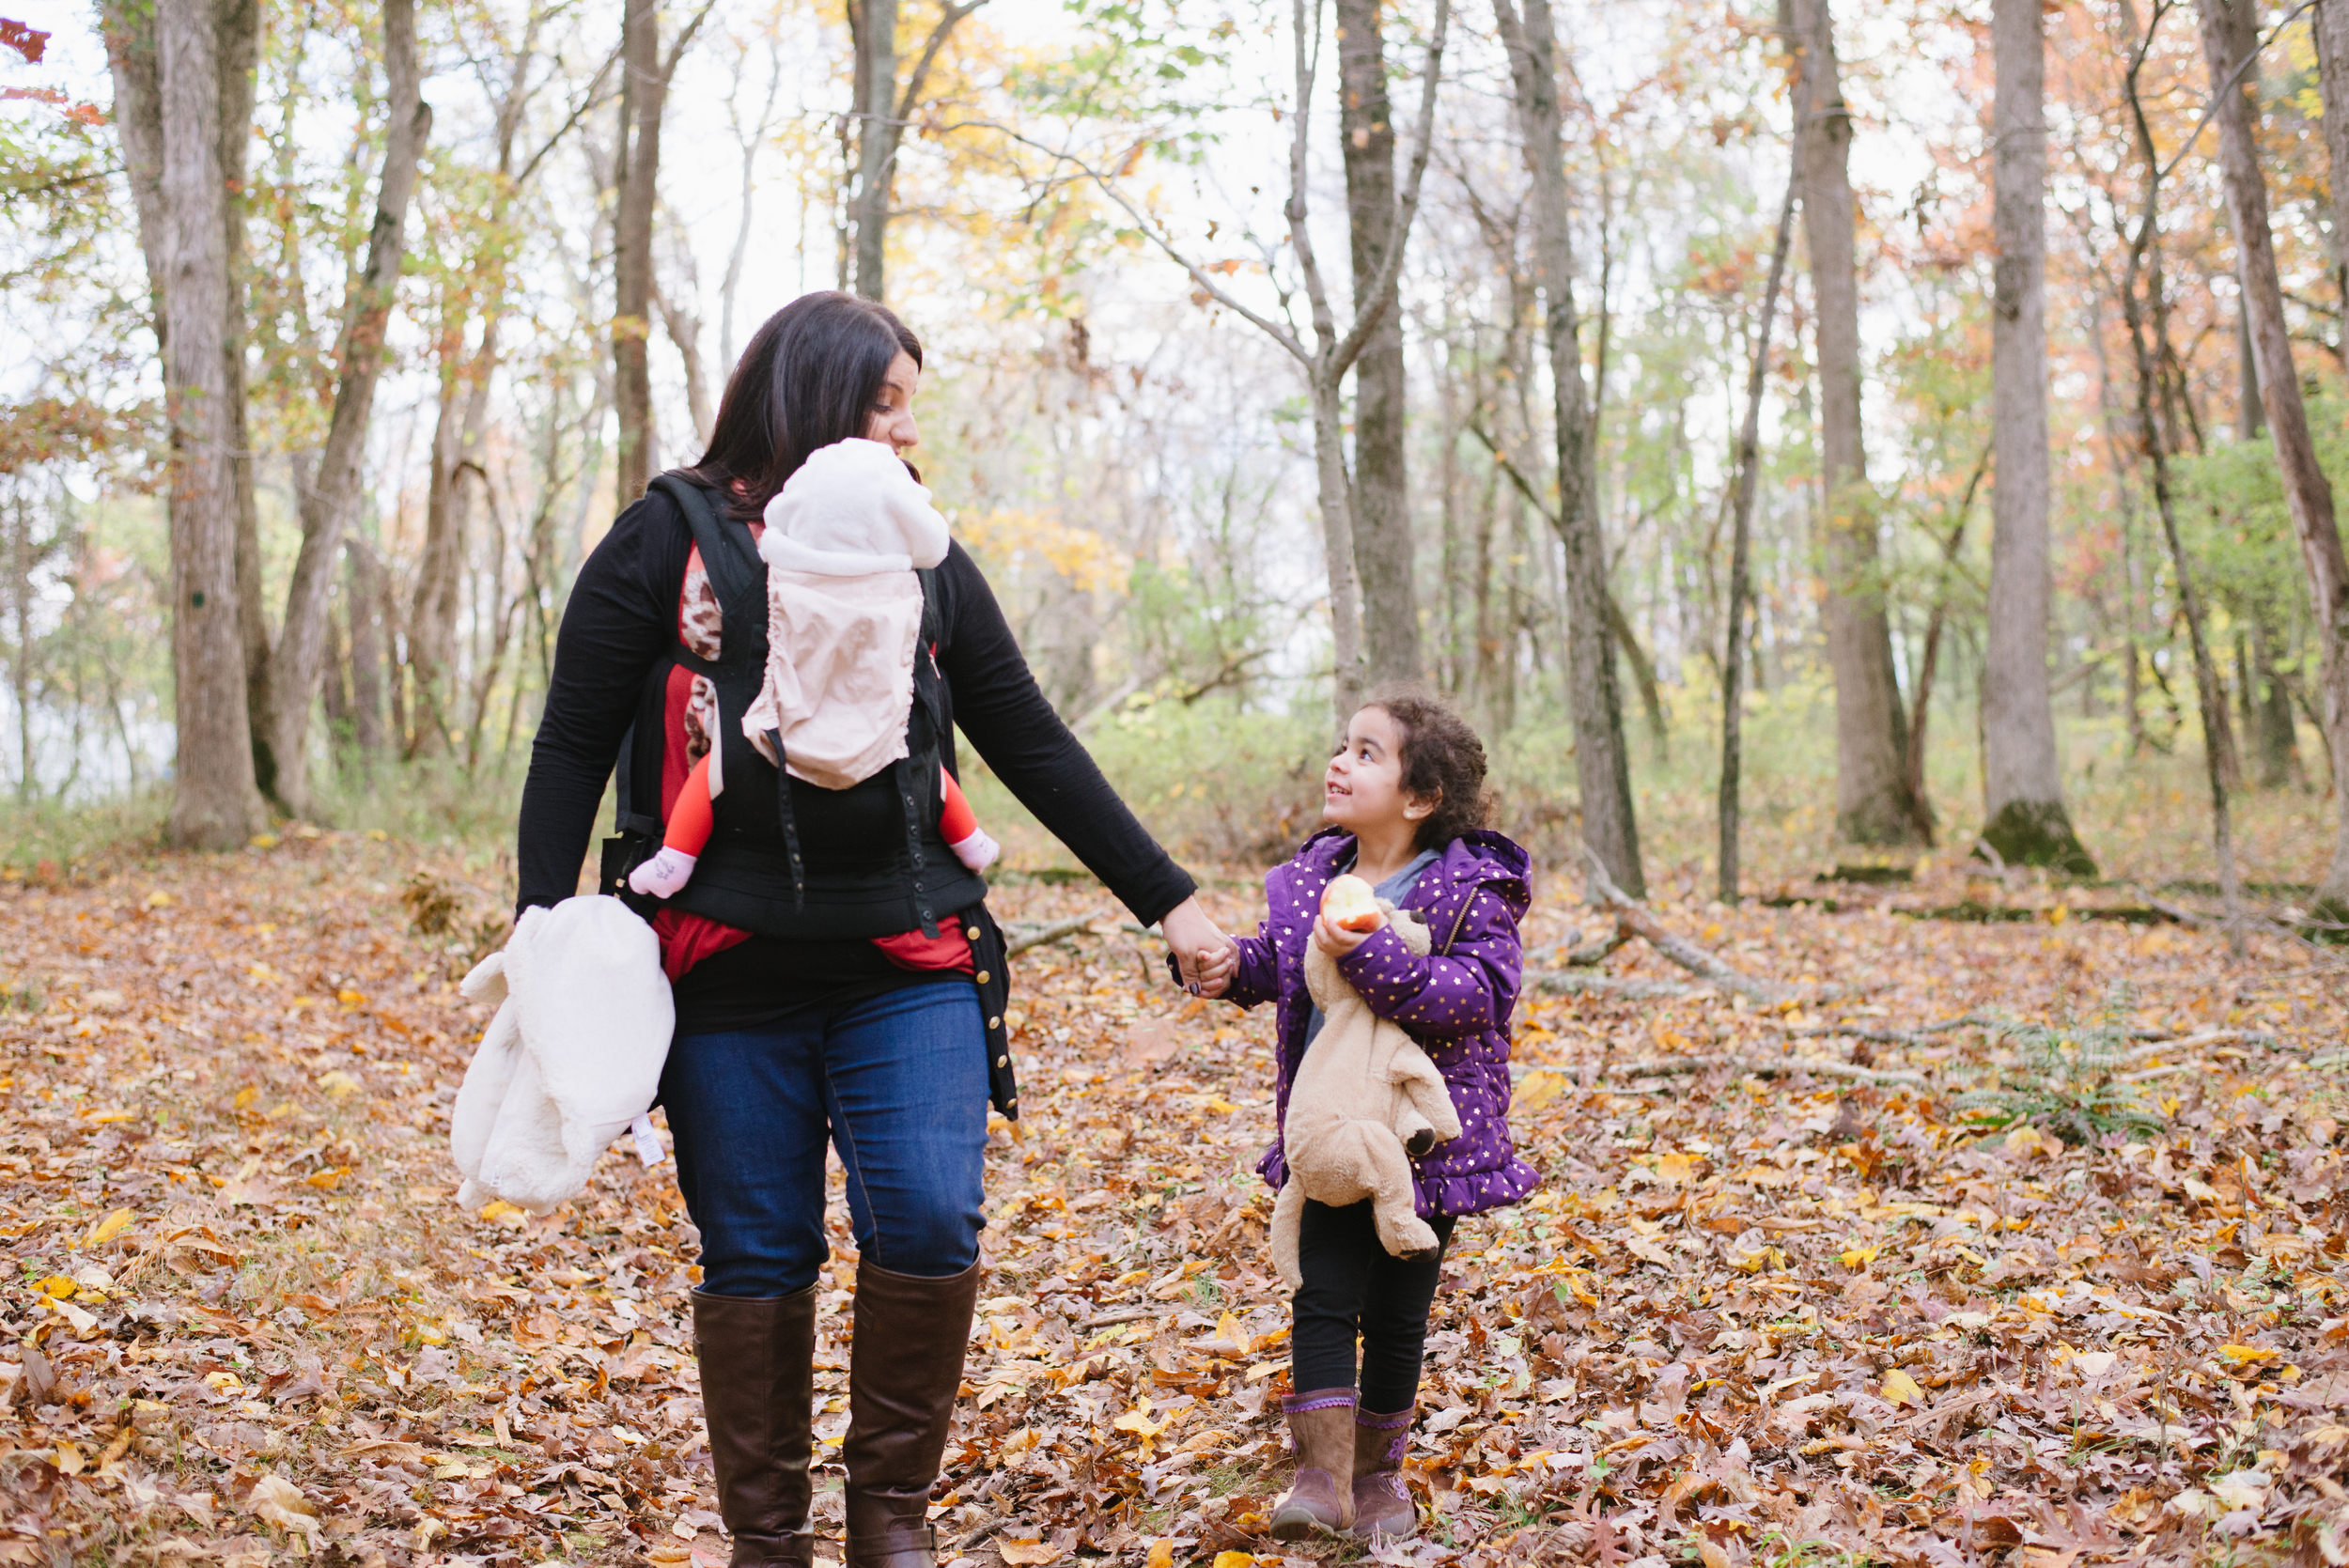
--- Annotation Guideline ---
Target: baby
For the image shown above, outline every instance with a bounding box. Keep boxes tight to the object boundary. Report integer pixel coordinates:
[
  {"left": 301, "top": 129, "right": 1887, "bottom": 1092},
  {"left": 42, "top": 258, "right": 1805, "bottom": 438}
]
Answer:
[{"left": 629, "top": 438, "right": 998, "bottom": 900}]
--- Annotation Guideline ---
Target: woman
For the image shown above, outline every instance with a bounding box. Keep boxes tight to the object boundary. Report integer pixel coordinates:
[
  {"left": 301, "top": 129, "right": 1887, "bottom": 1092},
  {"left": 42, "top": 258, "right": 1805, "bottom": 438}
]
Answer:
[{"left": 516, "top": 291, "right": 1227, "bottom": 1568}]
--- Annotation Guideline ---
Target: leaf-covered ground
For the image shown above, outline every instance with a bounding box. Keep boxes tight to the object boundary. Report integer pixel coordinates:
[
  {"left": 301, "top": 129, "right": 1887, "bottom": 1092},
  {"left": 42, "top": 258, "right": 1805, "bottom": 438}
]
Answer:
[{"left": 0, "top": 832, "right": 2343, "bottom": 1568}]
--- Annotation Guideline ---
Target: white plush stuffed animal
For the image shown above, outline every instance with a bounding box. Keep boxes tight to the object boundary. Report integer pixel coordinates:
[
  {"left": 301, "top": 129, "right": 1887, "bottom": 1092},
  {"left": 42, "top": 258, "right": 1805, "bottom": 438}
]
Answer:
[
  {"left": 449, "top": 895, "right": 673, "bottom": 1215},
  {"left": 1269, "top": 899, "right": 1462, "bottom": 1288}
]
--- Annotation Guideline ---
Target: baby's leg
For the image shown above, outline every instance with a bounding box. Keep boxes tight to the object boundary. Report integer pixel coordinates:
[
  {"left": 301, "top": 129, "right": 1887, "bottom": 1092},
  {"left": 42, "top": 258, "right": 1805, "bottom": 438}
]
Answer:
[
  {"left": 939, "top": 767, "right": 999, "bottom": 872},
  {"left": 628, "top": 754, "right": 714, "bottom": 897}
]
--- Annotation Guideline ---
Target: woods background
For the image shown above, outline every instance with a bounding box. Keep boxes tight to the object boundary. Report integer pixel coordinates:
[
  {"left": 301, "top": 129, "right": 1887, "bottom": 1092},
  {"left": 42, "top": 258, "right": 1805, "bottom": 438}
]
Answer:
[
  {"left": 6, "top": 0, "right": 2349, "bottom": 901},
  {"left": 4, "top": 5, "right": 2349, "bottom": 1566}
]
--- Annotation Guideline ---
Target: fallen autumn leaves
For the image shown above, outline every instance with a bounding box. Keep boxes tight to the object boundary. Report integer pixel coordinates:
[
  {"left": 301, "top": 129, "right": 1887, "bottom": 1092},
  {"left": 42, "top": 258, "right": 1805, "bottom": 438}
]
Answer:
[{"left": 0, "top": 832, "right": 2342, "bottom": 1568}]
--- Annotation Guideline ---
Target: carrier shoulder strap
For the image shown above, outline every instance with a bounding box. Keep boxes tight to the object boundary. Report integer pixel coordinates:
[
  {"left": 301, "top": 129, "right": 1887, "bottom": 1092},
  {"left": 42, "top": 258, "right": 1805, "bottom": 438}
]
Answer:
[{"left": 649, "top": 474, "right": 764, "bottom": 669}]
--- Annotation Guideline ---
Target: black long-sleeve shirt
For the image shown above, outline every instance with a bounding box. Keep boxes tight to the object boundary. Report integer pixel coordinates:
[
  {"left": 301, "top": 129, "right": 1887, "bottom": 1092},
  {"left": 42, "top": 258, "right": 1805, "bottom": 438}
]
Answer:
[{"left": 516, "top": 486, "right": 1197, "bottom": 1030}]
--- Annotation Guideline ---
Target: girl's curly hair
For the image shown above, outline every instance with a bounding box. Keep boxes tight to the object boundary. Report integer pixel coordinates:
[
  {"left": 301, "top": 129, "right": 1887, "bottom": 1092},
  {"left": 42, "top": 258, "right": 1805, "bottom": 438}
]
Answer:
[{"left": 1365, "top": 684, "right": 1492, "bottom": 850}]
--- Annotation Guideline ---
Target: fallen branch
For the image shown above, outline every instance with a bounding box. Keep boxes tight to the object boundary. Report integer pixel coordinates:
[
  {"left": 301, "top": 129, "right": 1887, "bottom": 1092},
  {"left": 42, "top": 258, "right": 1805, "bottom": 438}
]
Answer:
[
  {"left": 1597, "top": 1054, "right": 1929, "bottom": 1088},
  {"left": 1004, "top": 907, "right": 1118, "bottom": 957},
  {"left": 1527, "top": 970, "right": 1701, "bottom": 1001},
  {"left": 1581, "top": 846, "right": 1798, "bottom": 1004},
  {"left": 1781, "top": 1014, "right": 1995, "bottom": 1047}
]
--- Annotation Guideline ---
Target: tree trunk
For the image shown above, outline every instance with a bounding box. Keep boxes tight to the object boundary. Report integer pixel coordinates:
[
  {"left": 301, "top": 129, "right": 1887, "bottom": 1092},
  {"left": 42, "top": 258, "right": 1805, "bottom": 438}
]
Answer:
[
  {"left": 1788, "top": 0, "right": 1922, "bottom": 848},
  {"left": 214, "top": 0, "right": 266, "bottom": 800},
  {"left": 259, "top": 0, "right": 428, "bottom": 816},
  {"left": 657, "top": 281, "right": 714, "bottom": 447},
  {"left": 2317, "top": 0, "right": 2349, "bottom": 306},
  {"left": 1337, "top": 0, "right": 1421, "bottom": 684},
  {"left": 1491, "top": 0, "right": 1645, "bottom": 896},
  {"left": 1982, "top": 0, "right": 2092, "bottom": 873},
  {"left": 1311, "top": 376, "right": 1370, "bottom": 717},
  {"left": 613, "top": 0, "right": 662, "bottom": 501},
  {"left": 345, "top": 538, "right": 387, "bottom": 755},
  {"left": 2115, "top": 12, "right": 2242, "bottom": 953},
  {"left": 852, "top": 0, "right": 897, "bottom": 300},
  {"left": 151, "top": 0, "right": 264, "bottom": 846},
  {"left": 2211, "top": 0, "right": 2349, "bottom": 919},
  {"left": 408, "top": 335, "right": 496, "bottom": 755}
]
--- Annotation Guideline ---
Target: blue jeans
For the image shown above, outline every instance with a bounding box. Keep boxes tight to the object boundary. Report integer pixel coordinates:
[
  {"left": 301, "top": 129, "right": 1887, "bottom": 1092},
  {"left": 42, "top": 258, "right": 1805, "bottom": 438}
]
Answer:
[{"left": 661, "top": 982, "right": 988, "bottom": 1297}]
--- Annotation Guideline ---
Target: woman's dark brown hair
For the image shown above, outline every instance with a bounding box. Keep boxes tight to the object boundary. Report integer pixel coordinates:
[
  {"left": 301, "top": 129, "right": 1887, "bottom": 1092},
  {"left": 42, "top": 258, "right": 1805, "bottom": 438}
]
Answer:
[
  {"left": 1366, "top": 684, "right": 1492, "bottom": 850},
  {"left": 684, "top": 290, "right": 922, "bottom": 522}
]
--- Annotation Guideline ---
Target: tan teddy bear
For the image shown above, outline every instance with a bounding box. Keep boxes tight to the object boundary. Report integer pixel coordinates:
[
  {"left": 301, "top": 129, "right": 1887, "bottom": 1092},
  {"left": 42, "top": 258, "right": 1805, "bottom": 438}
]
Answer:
[{"left": 1269, "top": 892, "right": 1463, "bottom": 1288}]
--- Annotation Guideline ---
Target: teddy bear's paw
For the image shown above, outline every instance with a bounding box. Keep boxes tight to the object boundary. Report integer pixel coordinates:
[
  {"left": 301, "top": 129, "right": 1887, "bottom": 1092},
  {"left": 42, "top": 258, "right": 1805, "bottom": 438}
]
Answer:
[{"left": 1382, "top": 1215, "right": 1439, "bottom": 1259}]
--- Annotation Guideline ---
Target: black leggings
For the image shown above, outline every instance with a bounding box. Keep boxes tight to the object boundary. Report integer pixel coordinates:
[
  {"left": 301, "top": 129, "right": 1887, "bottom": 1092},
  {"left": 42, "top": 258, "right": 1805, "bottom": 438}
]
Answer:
[{"left": 1289, "top": 1197, "right": 1457, "bottom": 1412}]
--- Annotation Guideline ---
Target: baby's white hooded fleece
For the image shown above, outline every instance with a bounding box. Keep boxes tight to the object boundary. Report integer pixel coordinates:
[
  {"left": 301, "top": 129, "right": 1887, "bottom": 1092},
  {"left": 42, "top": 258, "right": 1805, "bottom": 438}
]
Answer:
[
  {"left": 449, "top": 896, "right": 673, "bottom": 1215},
  {"left": 740, "top": 437, "right": 951, "bottom": 791}
]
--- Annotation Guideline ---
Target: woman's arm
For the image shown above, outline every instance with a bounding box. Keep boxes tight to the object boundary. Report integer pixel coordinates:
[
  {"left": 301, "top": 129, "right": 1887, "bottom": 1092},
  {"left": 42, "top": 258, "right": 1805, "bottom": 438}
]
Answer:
[
  {"left": 515, "top": 494, "right": 689, "bottom": 913},
  {"left": 935, "top": 544, "right": 1199, "bottom": 926},
  {"left": 1332, "top": 889, "right": 1521, "bottom": 1040}
]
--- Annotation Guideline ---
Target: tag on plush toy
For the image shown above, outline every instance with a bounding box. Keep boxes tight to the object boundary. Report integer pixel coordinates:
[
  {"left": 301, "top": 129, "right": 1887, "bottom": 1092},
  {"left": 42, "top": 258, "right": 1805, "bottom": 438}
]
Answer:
[{"left": 630, "top": 1113, "right": 664, "bottom": 1167}]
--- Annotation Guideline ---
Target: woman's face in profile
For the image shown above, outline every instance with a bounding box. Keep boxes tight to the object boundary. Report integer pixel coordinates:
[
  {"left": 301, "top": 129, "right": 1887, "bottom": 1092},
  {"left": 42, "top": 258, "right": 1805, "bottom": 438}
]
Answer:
[{"left": 867, "top": 352, "right": 921, "bottom": 454}]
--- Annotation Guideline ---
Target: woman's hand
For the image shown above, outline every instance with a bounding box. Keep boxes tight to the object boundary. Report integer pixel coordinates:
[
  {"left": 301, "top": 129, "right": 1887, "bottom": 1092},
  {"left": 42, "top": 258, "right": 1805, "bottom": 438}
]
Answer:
[
  {"left": 1312, "top": 909, "right": 1376, "bottom": 959},
  {"left": 1159, "top": 895, "right": 1236, "bottom": 997}
]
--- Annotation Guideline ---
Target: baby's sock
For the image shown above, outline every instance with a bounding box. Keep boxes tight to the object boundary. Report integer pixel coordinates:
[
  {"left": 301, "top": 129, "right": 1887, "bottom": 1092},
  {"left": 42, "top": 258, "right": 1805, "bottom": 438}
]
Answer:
[
  {"left": 627, "top": 846, "right": 698, "bottom": 898},
  {"left": 948, "top": 825, "right": 1000, "bottom": 872}
]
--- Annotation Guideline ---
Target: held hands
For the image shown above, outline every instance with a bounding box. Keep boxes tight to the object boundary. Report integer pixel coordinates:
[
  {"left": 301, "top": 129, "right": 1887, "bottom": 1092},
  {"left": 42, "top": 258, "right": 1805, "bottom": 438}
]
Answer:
[{"left": 1159, "top": 895, "right": 1238, "bottom": 999}]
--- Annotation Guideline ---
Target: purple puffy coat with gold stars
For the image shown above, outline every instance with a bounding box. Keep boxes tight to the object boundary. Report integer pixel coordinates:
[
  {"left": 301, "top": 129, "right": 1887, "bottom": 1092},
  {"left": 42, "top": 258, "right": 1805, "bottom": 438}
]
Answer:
[{"left": 1223, "top": 826, "right": 1540, "bottom": 1219}]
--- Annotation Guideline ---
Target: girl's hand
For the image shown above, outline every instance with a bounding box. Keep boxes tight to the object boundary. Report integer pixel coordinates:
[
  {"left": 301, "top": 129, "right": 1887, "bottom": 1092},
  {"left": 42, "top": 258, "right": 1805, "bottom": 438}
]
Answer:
[
  {"left": 1313, "top": 909, "right": 1375, "bottom": 958},
  {"left": 1159, "top": 895, "right": 1232, "bottom": 995},
  {"left": 1191, "top": 938, "right": 1239, "bottom": 999}
]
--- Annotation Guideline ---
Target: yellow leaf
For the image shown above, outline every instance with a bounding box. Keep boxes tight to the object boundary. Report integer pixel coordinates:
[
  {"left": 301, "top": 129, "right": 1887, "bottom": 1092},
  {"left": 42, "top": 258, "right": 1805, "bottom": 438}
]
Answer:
[
  {"left": 36, "top": 1275, "right": 76, "bottom": 1298},
  {"left": 477, "top": 1200, "right": 524, "bottom": 1222},
  {"left": 1839, "top": 1243, "right": 1879, "bottom": 1269},
  {"left": 1146, "top": 1541, "right": 1176, "bottom": 1568},
  {"left": 1881, "top": 1368, "right": 1925, "bottom": 1407},
  {"left": 53, "top": 1443, "right": 84, "bottom": 1477},
  {"left": 249, "top": 833, "right": 279, "bottom": 849},
  {"left": 336, "top": 988, "right": 366, "bottom": 1006},
  {"left": 997, "top": 1542, "right": 1061, "bottom": 1566},
  {"left": 233, "top": 1087, "right": 261, "bottom": 1110},
  {"left": 1654, "top": 1152, "right": 1693, "bottom": 1187},
  {"left": 2217, "top": 1343, "right": 2279, "bottom": 1365},
  {"left": 317, "top": 1070, "right": 362, "bottom": 1097},
  {"left": 1213, "top": 1555, "right": 1260, "bottom": 1568},
  {"left": 1516, "top": 1069, "right": 1568, "bottom": 1112},
  {"left": 144, "top": 890, "right": 173, "bottom": 908},
  {"left": 303, "top": 1168, "right": 345, "bottom": 1190},
  {"left": 80, "top": 1208, "right": 133, "bottom": 1248},
  {"left": 204, "top": 1371, "right": 244, "bottom": 1393},
  {"left": 1113, "top": 1403, "right": 1172, "bottom": 1438}
]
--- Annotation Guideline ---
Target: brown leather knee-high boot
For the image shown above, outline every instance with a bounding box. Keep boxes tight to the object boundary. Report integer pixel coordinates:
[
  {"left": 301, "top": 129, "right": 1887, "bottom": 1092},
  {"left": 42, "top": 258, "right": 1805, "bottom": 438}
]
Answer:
[
  {"left": 841, "top": 1258, "right": 982, "bottom": 1568},
  {"left": 692, "top": 1286, "right": 819, "bottom": 1567}
]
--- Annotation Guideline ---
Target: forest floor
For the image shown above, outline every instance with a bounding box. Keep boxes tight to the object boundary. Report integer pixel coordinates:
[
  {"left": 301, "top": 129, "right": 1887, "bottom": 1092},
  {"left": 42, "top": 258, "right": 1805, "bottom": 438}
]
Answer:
[{"left": 0, "top": 830, "right": 2343, "bottom": 1568}]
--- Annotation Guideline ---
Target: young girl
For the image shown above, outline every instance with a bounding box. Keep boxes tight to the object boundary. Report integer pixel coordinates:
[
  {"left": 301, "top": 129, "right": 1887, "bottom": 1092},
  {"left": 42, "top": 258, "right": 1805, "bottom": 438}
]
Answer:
[
  {"left": 628, "top": 436, "right": 999, "bottom": 899},
  {"left": 1193, "top": 689, "right": 1537, "bottom": 1543}
]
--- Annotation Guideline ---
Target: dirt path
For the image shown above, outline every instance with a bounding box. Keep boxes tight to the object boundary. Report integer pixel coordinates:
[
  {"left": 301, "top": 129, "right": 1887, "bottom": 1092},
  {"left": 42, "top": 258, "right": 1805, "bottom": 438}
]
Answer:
[{"left": 0, "top": 833, "right": 2341, "bottom": 1566}]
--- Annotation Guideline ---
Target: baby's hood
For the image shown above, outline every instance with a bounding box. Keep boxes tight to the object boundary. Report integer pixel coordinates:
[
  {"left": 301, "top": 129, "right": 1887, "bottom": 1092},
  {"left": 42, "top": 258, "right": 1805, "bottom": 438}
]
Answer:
[{"left": 760, "top": 437, "right": 949, "bottom": 576}]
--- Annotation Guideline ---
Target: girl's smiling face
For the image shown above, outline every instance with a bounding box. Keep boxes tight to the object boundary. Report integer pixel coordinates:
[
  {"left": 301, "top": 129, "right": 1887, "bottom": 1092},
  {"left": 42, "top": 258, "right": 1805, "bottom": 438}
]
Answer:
[{"left": 1323, "top": 706, "right": 1431, "bottom": 833}]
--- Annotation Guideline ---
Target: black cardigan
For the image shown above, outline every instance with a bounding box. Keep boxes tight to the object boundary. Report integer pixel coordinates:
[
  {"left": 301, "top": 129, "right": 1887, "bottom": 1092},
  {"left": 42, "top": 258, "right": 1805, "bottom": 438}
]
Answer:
[{"left": 517, "top": 485, "right": 1197, "bottom": 935}]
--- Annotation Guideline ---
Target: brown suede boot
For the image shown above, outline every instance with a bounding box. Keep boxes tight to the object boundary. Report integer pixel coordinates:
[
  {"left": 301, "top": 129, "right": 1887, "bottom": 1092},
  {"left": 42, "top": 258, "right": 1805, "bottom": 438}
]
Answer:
[
  {"left": 840, "top": 1258, "right": 982, "bottom": 1568},
  {"left": 1348, "top": 1405, "right": 1417, "bottom": 1542},
  {"left": 1268, "top": 1388, "right": 1358, "bottom": 1540},
  {"left": 692, "top": 1286, "right": 819, "bottom": 1567}
]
